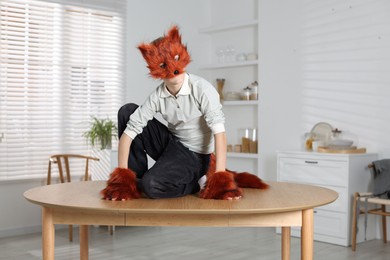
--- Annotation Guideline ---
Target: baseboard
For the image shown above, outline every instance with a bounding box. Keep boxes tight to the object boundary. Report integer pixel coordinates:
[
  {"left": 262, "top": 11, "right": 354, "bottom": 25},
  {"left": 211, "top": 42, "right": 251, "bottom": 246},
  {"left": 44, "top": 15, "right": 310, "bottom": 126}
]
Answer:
[{"left": 0, "top": 225, "right": 42, "bottom": 238}]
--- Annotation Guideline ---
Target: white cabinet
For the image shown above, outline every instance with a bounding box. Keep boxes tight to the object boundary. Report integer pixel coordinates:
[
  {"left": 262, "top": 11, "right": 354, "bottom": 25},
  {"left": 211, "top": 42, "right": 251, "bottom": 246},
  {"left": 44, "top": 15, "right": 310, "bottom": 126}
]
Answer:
[
  {"left": 277, "top": 151, "right": 377, "bottom": 246},
  {"left": 198, "top": 0, "right": 260, "bottom": 175}
]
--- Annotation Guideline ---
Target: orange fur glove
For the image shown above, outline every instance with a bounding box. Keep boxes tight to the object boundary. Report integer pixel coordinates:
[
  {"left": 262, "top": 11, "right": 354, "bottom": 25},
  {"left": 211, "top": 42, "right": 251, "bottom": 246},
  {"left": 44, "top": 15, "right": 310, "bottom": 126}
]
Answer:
[
  {"left": 200, "top": 154, "right": 269, "bottom": 199},
  {"left": 101, "top": 168, "right": 141, "bottom": 200},
  {"left": 199, "top": 171, "right": 243, "bottom": 200}
]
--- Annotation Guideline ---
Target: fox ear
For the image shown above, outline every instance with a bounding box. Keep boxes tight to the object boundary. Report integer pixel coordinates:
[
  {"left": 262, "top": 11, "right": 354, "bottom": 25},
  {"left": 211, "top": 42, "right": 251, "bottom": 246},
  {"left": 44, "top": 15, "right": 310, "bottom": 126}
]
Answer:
[
  {"left": 137, "top": 43, "right": 156, "bottom": 59},
  {"left": 167, "top": 25, "right": 181, "bottom": 42}
]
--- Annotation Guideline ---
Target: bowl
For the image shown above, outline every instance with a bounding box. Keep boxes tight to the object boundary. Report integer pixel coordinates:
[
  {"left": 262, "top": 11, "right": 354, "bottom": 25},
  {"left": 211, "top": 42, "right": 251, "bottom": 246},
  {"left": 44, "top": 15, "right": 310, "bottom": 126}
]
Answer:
[
  {"left": 224, "top": 91, "right": 241, "bottom": 101},
  {"left": 328, "top": 139, "right": 353, "bottom": 149}
]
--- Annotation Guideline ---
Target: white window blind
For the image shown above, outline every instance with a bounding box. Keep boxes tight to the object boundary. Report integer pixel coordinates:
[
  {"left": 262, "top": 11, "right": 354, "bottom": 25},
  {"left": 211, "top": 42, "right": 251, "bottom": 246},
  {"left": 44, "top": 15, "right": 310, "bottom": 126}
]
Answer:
[{"left": 0, "top": 0, "right": 125, "bottom": 180}]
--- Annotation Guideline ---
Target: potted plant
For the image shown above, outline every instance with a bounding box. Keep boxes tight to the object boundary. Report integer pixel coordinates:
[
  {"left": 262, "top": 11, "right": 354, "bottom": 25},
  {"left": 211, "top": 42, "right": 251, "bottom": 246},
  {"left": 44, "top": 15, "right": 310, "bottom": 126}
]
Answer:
[
  {"left": 83, "top": 117, "right": 117, "bottom": 150},
  {"left": 83, "top": 117, "right": 118, "bottom": 180}
]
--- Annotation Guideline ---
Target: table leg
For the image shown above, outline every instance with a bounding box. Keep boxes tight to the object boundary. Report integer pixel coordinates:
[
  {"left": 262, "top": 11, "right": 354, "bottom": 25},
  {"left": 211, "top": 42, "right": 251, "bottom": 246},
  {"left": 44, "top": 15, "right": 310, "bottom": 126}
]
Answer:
[
  {"left": 282, "top": 227, "right": 291, "bottom": 260},
  {"left": 301, "top": 209, "right": 314, "bottom": 260},
  {"left": 80, "top": 225, "right": 89, "bottom": 260},
  {"left": 42, "top": 207, "right": 55, "bottom": 260}
]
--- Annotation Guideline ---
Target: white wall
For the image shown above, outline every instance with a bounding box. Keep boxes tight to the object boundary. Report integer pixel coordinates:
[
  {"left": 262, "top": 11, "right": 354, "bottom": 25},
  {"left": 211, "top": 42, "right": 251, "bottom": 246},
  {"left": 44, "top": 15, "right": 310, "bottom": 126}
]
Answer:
[
  {"left": 300, "top": 0, "right": 390, "bottom": 156},
  {"left": 258, "top": 0, "right": 304, "bottom": 181},
  {"left": 259, "top": 0, "right": 390, "bottom": 179},
  {"left": 0, "top": 179, "right": 45, "bottom": 238}
]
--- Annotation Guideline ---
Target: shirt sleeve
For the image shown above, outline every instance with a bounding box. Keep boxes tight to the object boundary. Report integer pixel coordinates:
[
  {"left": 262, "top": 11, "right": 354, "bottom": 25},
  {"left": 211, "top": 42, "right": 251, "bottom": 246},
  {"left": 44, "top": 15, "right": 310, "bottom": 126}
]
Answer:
[
  {"left": 123, "top": 90, "right": 160, "bottom": 139},
  {"left": 198, "top": 80, "right": 225, "bottom": 134}
]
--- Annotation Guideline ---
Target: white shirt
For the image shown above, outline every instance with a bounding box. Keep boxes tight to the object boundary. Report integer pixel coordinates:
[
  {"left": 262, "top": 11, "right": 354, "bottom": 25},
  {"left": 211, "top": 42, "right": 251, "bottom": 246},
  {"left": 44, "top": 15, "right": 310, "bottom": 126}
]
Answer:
[{"left": 124, "top": 73, "right": 225, "bottom": 154}]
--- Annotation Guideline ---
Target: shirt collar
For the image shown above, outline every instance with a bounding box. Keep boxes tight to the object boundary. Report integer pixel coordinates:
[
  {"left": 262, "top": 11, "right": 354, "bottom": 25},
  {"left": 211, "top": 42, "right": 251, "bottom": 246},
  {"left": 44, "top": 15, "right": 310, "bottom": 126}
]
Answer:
[{"left": 161, "top": 73, "right": 190, "bottom": 98}]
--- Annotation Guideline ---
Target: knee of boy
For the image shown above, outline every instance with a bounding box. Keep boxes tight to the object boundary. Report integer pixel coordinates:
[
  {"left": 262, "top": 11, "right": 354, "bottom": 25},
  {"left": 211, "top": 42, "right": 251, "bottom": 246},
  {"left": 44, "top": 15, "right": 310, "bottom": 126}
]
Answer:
[
  {"left": 140, "top": 174, "right": 162, "bottom": 199},
  {"left": 118, "top": 103, "right": 138, "bottom": 117}
]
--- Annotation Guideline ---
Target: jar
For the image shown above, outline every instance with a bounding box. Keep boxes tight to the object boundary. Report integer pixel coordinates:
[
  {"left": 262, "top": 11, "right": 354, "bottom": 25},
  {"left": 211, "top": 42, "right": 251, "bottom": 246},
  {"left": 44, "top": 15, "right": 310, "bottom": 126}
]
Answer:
[
  {"left": 249, "top": 128, "right": 258, "bottom": 153},
  {"left": 332, "top": 128, "right": 343, "bottom": 140},
  {"left": 240, "top": 128, "right": 257, "bottom": 153},
  {"left": 240, "top": 87, "right": 251, "bottom": 100},
  {"left": 227, "top": 144, "right": 233, "bottom": 152},
  {"left": 328, "top": 128, "right": 356, "bottom": 149},
  {"left": 236, "top": 53, "right": 247, "bottom": 62},
  {"left": 250, "top": 85, "right": 258, "bottom": 100},
  {"left": 304, "top": 132, "right": 315, "bottom": 151}
]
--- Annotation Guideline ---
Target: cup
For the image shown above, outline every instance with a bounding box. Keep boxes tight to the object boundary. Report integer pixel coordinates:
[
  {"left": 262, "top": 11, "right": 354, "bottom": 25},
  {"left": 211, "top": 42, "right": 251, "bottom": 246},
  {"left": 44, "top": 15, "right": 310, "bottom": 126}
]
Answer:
[{"left": 312, "top": 140, "right": 323, "bottom": 152}]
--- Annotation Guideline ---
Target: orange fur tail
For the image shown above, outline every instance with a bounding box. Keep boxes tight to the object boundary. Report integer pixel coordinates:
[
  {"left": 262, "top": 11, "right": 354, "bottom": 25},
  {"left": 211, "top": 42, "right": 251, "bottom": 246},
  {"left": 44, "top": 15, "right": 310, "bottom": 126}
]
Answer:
[
  {"left": 230, "top": 171, "right": 269, "bottom": 189},
  {"left": 207, "top": 153, "right": 269, "bottom": 189}
]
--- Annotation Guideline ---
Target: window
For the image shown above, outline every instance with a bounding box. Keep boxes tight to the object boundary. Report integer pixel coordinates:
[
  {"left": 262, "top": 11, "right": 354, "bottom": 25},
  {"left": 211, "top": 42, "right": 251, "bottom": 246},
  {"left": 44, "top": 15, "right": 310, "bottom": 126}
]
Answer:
[{"left": 0, "top": 0, "right": 125, "bottom": 180}]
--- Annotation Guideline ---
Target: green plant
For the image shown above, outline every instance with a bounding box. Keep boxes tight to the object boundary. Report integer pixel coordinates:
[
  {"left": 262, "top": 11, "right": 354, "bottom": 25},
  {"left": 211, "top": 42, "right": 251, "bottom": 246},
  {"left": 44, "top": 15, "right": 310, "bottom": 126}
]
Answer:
[{"left": 83, "top": 117, "right": 117, "bottom": 150}]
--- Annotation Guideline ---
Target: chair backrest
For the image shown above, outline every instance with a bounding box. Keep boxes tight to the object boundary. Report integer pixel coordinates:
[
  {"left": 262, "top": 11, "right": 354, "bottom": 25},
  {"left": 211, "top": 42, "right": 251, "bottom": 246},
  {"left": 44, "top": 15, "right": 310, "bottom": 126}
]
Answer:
[
  {"left": 370, "top": 159, "right": 390, "bottom": 197},
  {"left": 47, "top": 154, "right": 99, "bottom": 185}
]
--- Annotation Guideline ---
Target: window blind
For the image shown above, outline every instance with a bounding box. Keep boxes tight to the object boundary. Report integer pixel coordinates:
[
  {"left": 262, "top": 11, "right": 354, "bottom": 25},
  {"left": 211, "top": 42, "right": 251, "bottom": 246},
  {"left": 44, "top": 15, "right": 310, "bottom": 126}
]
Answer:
[{"left": 0, "top": 0, "right": 125, "bottom": 180}]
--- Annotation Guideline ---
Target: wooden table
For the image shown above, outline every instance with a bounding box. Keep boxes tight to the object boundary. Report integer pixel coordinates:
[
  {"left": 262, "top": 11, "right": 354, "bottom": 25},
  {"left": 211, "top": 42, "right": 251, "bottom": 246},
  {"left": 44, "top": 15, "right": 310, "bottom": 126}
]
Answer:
[{"left": 24, "top": 181, "right": 337, "bottom": 260}]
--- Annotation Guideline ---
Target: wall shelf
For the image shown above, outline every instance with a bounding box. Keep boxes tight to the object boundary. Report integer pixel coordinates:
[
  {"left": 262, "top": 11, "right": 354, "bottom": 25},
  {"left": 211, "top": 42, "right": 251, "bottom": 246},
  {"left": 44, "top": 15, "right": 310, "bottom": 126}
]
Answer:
[
  {"left": 199, "top": 19, "right": 258, "bottom": 34},
  {"left": 199, "top": 60, "right": 258, "bottom": 70},
  {"left": 227, "top": 152, "right": 258, "bottom": 159},
  {"left": 198, "top": 1, "right": 259, "bottom": 175},
  {"left": 223, "top": 100, "right": 258, "bottom": 106}
]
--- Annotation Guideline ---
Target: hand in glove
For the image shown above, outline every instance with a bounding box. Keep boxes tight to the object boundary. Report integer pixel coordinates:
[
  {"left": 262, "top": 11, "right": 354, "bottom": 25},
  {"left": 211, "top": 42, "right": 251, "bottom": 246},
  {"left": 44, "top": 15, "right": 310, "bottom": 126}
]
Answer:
[
  {"left": 101, "top": 168, "right": 141, "bottom": 201},
  {"left": 199, "top": 171, "right": 242, "bottom": 200}
]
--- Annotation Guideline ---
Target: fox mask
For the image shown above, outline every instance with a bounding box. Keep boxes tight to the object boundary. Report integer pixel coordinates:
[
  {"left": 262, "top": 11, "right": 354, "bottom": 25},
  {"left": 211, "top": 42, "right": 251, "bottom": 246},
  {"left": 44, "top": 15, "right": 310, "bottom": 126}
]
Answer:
[{"left": 138, "top": 26, "right": 191, "bottom": 79}]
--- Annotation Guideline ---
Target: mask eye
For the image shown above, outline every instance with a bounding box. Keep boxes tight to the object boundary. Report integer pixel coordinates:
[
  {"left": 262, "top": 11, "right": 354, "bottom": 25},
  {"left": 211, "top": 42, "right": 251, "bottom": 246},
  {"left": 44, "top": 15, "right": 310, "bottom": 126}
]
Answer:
[
  {"left": 159, "top": 62, "right": 166, "bottom": 68},
  {"left": 174, "top": 54, "right": 180, "bottom": 61}
]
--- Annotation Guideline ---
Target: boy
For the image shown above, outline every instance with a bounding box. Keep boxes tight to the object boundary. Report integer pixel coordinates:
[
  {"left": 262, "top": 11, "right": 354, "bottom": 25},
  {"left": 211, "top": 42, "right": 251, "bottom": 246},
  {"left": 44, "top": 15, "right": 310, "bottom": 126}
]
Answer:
[{"left": 101, "top": 26, "right": 267, "bottom": 201}]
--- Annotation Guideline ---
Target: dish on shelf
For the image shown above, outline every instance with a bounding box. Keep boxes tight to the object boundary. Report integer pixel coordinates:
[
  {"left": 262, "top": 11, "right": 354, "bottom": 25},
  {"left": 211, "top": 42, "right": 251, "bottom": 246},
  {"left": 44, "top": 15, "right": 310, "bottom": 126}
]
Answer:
[
  {"left": 310, "top": 122, "right": 333, "bottom": 145},
  {"left": 317, "top": 146, "right": 366, "bottom": 154},
  {"left": 328, "top": 139, "right": 354, "bottom": 149},
  {"left": 199, "top": 60, "right": 258, "bottom": 70},
  {"left": 222, "top": 100, "right": 258, "bottom": 106},
  {"left": 224, "top": 91, "right": 241, "bottom": 101}
]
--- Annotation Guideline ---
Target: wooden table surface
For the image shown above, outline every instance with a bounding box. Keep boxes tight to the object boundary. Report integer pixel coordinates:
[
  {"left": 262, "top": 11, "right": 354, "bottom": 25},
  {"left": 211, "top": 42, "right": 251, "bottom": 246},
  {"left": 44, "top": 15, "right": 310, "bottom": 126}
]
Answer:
[
  {"left": 24, "top": 181, "right": 337, "bottom": 214},
  {"left": 24, "top": 181, "right": 338, "bottom": 260}
]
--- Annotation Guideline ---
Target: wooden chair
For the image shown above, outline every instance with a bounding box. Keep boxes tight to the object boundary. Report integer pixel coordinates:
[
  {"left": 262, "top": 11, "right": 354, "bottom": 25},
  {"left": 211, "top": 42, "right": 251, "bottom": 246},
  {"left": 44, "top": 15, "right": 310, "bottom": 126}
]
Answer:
[
  {"left": 351, "top": 164, "right": 390, "bottom": 251},
  {"left": 47, "top": 154, "right": 100, "bottom": 241}
]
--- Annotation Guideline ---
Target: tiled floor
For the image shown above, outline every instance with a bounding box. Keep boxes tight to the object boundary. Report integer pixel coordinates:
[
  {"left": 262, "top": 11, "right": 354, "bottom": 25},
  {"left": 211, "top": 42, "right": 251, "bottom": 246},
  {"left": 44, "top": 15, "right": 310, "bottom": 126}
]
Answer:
[{"left": 0, "top": 226, "right": 389, "bottom": 260}]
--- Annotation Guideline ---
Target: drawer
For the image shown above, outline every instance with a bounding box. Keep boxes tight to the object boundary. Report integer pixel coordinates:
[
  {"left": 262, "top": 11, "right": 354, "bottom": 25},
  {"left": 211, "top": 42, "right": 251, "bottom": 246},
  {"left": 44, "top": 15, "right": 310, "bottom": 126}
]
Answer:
[
  {"left": 313, "top": 209, "right": 347, "bottom": 239},
  {"left": 315, "top": 185, "right": 346, "bottom": 213},
  {"left": 288, "top": 210, "right": 347, "bottom": 240},
  {"left": 278, "top": 158, "right": 348, "bottom": 187}
]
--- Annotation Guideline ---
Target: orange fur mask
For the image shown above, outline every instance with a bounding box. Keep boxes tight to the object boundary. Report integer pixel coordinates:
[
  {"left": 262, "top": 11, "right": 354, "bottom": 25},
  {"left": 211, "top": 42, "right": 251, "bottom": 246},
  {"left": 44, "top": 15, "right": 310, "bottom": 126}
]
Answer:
[{"left": 138, "top": 26, "right": 191, "bottom": 79}]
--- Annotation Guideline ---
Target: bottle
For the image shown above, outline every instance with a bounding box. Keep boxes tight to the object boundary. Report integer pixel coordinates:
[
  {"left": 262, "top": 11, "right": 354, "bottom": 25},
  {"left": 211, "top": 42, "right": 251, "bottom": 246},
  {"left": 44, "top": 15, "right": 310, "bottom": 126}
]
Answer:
[{"left": 216, "top": 78, "right": 225, "bottom": 101}]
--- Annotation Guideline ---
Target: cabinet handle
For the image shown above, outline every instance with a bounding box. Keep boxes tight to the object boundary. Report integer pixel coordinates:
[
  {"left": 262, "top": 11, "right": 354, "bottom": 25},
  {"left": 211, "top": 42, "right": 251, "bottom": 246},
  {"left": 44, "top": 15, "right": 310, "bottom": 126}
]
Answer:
[{"left": 305, "top": 160, "right": 318, "bottom": 164}]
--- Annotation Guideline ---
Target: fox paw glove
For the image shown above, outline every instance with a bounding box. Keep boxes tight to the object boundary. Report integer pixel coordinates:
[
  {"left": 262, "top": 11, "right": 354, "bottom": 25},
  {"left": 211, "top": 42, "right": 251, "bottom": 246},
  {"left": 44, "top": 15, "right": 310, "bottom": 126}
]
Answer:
[
  {"left": 199, "top": 171, "right": 242, "bottom": 200},
  {"left": 101, "top": 168, "right": 141, "bottom": 200}
]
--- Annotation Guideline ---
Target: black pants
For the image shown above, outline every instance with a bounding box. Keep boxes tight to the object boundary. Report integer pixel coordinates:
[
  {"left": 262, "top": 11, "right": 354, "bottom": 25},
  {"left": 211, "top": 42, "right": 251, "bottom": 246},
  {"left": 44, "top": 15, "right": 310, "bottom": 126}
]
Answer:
[{"left": 118, "top": 103, "right": 210, "bottom": 199}]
